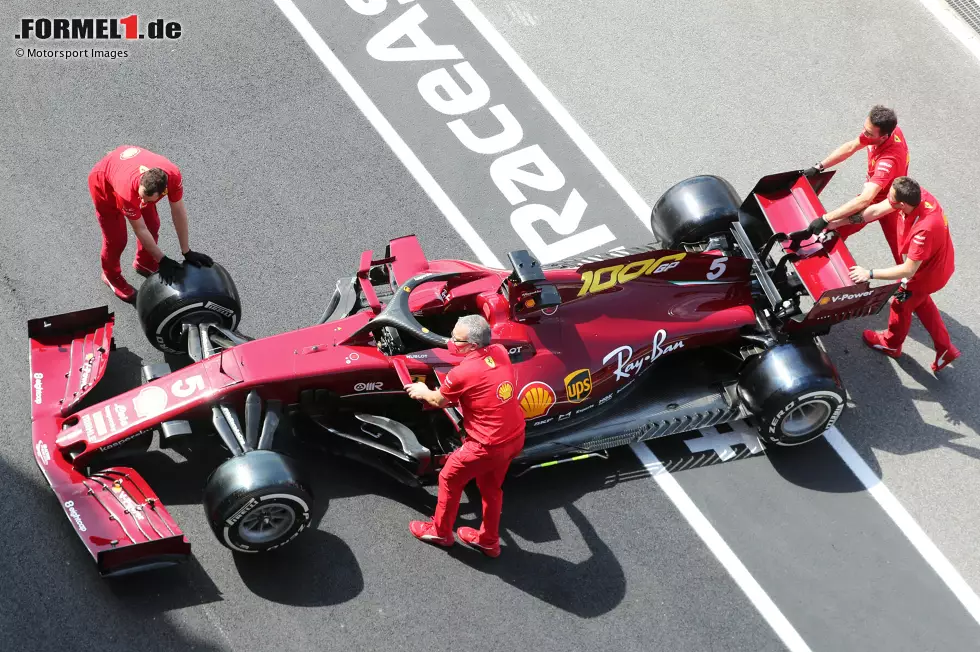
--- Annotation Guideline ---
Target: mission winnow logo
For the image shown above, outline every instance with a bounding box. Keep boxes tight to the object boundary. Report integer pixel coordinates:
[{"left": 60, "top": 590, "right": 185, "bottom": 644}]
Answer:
[{"left": 15, "top": 16, "right": 182, "bottom": 40}]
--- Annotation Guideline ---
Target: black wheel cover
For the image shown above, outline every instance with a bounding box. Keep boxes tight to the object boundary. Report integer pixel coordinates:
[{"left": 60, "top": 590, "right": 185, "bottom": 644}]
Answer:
[{"left": 651, "top": 175, "right": 769, "bottom": 250}]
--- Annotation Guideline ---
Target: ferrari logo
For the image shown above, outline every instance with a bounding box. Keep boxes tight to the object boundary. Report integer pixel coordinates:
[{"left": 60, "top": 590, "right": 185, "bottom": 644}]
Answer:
[
  {"left": 139, "top": 165, "right": 149, "bottom": 174},
  {"left": 925, "top": 201, "right": 934, "bottom": 209},
  {"left": 411, "top": 374, "right": 427, "bottom": 384},
  {"left": 484, "top": 356, "right": 496, "bottom": 368},
  {"left": 496, "top": 381, "right": 514, "bottom": 402},
  {"left": 895, "top": 134, "right": 902, "bottom": 142}
]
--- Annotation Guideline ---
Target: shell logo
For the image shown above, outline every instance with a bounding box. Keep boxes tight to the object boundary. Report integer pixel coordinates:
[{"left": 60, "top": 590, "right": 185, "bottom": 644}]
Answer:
[
  {"left": 518, "top": 381, "right": 556, "bottom": 419},
  {"left": 120, "top": 147, "right": 141, "bottom": 159},
  {"left": 496, "top": 381, "right": 514, "bottom": 402},
  {"left": 818, "top": 296, "right": 831, "bottom": 305}
]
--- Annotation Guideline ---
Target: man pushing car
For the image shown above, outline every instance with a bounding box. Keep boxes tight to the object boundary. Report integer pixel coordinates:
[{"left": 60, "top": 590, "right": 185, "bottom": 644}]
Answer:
[
  {"left": 404, "top": 315, "right": 526, "bottom": 557},
  {"left": 88, "top": 145, "right": 213, "bottom": 302},
  {"left": 822, "top": 176, "right": 959, "bottom": 373},
  {"left": 803, "top": 105, "right": 909, "bottom": 265}
]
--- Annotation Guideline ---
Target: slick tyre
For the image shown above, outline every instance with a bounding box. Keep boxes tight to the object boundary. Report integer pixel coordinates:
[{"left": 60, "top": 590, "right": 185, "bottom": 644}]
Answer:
[
  {"left": 738, "top": 341, "right": 846, "bottom": 446},
  {"left": 136, "top": 262, "right": 242, "bottom": 354},
  {"left": 651, "top": 175, "right": 768, "bottom": 250},
  {"left": 203, "top": 450, "right": 314, "bottom": 554}
]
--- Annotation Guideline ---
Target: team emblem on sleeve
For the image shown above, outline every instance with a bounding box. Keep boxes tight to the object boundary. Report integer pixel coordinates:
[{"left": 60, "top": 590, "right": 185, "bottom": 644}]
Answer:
[{"left": 484, "top": 356, "right": 496, "bottom": 368}]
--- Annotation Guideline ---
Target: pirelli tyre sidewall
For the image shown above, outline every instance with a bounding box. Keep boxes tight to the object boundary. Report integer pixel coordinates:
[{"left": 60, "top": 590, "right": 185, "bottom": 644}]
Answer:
[
  {"left": 650, "top": 175, "right": 768, "bottom": 250},
  {"left": 738, "top": 341, "right": 846, "bottom": 446},
  {"left": 203, "top": 450, "right": 313, "bottom": 554},
  {"left": 135, "top": 262, "right": 242, "bottom": 354}
]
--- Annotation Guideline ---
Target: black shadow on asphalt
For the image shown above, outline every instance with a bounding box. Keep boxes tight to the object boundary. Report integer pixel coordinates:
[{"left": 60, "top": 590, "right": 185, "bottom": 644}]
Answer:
[
  {"left": 233, "top": 529, "right": 364, "bottom": 607},
  {"left": 440, "top": 452, "right": 637, "bottom": 618},
  {"left": 1, "top": 454, "right": 226, "bottom": 652},
  {"left": 821, "top": 310, "right": 980, "bottom": 480}
]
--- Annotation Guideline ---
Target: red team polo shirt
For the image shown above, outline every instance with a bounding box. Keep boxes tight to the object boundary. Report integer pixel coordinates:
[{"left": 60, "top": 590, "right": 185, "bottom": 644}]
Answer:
[
  {"left": 900, "top": 189, "right": 955, "bottom": 291},
  {"left": 866, "top": 127, "right": 910, "bottom": 202},
  {"left": 439, "top": 344, "right": 526, "bottom": 446},
  {"left": 92, "top": 146, "right": 184, "bottom": 220}
]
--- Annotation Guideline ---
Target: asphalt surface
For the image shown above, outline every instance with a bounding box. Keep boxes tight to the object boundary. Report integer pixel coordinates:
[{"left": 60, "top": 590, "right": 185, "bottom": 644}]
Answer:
[{"left": 2, "top": 1, "right": 980, "bottom": 650}]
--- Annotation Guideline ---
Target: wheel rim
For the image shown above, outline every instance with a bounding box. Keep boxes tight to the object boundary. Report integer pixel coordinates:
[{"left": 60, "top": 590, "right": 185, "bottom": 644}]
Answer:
[
  {"left": 780, "top": 400, "right": 833, "bottom": 438},
  {"left": 238, "top": 502, "right": 296, "bottom": 544}
]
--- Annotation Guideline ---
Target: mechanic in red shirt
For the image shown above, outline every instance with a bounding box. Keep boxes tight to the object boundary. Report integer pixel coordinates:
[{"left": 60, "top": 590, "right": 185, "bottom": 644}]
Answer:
[
  {"left": 803, "top": 105, "right": 909, "bottom": 265},
  {"left": 405, "top": 315, "right": 526, "bottom": 557},
  {"left": 842, "top": 176, "right": 959, "bottom": 373},
  {"left": 88, "top": 145, "right": 213, "bottom": 302}
]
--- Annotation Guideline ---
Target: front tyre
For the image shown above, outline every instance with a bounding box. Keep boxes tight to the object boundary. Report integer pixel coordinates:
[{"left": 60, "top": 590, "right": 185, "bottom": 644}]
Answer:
[
  {"left": 136, "top": 262, "right": 242, "bottom": 354},
  {"left": 203, "top": 450, "right": 314, "bottom": 553},
  {"left": 738, "top": 342, "right": 846, "bottom": 446}
]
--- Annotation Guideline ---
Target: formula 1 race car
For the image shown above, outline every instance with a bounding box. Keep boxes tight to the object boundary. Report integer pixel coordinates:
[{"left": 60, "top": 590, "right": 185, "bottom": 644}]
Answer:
[{"left": 29, "top": 169, "right": 898, "bottom": 576}]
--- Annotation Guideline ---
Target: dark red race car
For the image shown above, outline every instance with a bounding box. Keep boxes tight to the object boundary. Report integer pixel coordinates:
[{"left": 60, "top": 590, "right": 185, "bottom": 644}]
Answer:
[{"left": 29, "top": 170, "right": 897, "bottom": 576}]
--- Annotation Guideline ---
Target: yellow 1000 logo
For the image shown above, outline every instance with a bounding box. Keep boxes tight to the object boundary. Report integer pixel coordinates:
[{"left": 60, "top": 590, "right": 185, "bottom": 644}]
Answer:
[{"left": 577, "top": 253, "right": 686, "bottom": 297}]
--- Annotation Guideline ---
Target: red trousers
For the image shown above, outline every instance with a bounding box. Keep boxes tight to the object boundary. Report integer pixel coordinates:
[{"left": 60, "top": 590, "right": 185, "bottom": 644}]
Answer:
[
  {"left": 433, "top": 434, "right": 525, "bottom": 544},
  {"left": 883, "top": 284, "right": 952, "bottom": 354},
  {"left": 836, "top": 211, "right": 903, "bottom": 265},
  {"left": 88, "top": 169, "right": 159, "bottom": 277}
]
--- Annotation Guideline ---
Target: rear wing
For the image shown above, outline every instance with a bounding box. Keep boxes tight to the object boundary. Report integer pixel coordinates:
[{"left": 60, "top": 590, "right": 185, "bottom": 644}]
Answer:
[
  {"left": 739, "top": 170, "right": 900, "bottom": 331},
  {"left": 29, "top": 307, "right": 190, "bottom": 576}
]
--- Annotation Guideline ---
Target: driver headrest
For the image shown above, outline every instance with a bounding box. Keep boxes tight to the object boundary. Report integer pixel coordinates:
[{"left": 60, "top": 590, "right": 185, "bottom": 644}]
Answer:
[{"left": 476, "top": 292, "right": 508, "bottom": 327}]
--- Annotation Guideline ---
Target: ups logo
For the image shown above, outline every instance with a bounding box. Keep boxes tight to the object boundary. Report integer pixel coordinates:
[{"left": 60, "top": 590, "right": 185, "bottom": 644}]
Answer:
[{"left": 564, "top": 368, "right": 592, "bottom": 403}]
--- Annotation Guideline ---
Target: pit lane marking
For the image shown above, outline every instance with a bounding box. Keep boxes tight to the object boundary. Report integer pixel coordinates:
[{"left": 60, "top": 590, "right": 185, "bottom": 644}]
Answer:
[
  {"left": 825, "top": 428, "right": 980, "bottom": 625},
  {"left": 275, "top": 2, "right": 813, "bottom": 647},
  {"left": 451, "top": 0, "right": 651, "bottom": 226},
  {"left": 447, "top": 0, "right": 980, "bottom": 627},
  {"left": 917, "top": 0, "right": 980, "bottom": 64},
  {"left": 632, "top": 443, "right": 812, "bottom": 652},
  {"left": 272, "top": 0, "right": 504, "bottom": 268},
  {"left": 273, "top": 0, "right": 980, "bottom": 637}
]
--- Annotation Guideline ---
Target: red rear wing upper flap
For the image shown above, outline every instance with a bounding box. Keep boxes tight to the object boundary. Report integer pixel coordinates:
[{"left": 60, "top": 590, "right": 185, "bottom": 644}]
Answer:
[{"left": 741, "top": 171, "right": 900, "bottom": 329}]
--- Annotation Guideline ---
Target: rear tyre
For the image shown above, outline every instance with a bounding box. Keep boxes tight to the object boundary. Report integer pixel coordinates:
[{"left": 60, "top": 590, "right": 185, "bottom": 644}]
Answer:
[
  {"left": 203, "top": 450, "right": 314, "bottom": 553},
  {"left": 738, "top": 341, "right": 846, "bottom": 446},
  {"left": 135, "top": 262, "right": 242, "bottom": 354},
  {"left": 651, "top": 175, "right": 769, "bottom": 250}
]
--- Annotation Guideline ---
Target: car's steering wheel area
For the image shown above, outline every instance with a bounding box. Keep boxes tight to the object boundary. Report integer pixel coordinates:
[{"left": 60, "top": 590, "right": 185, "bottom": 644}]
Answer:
[{"left": 368, "top": 271, "right": 460, "bottom": 353}]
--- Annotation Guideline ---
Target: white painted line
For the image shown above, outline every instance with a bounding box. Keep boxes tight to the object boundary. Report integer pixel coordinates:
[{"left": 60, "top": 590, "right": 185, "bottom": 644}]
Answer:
[
  {"left": 916, "top": 0, "right": 980, "bottom": 64},
  {"left": 276, "top": 3, "right": 813, "bottom": 645},
  {"left": 825, "top": 427, "right": 980, "bottom": 626},
  {"left": 453, "top": 0, "right": 980, "bottom": 621},
  {"left": 632, "top": 443, "right": 813, "bottom": 652},
  {"left": 271, "top": 0, "right": 505, "bottom": 270},
  {"left": 276, "top": 0, "right": 978, "bottom": 642},
  {"left": 451, "top": 0, "right": 653, "bottom": 229}
]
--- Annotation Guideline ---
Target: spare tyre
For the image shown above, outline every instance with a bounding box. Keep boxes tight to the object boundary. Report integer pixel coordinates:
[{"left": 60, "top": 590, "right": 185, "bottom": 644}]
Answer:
[
  {"left": 136, "top": 262, "right": 242, "bottom": 354},
  {"left": 650, "top": 175, "right": 769, "bottom": 250}
]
